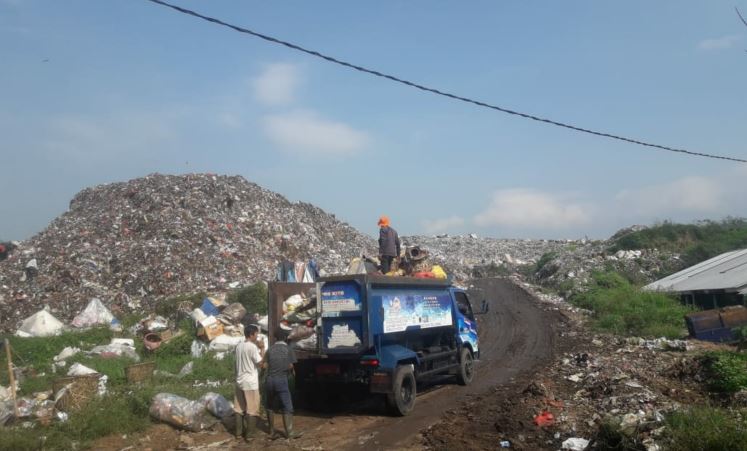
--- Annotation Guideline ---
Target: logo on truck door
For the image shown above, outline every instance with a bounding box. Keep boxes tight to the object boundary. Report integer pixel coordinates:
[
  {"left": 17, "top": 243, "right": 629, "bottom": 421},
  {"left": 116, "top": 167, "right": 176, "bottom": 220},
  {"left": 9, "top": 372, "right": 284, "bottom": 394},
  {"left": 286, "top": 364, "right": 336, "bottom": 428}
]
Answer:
[{"left": 382, "top": 293, "right": 453, "bottom": 333}]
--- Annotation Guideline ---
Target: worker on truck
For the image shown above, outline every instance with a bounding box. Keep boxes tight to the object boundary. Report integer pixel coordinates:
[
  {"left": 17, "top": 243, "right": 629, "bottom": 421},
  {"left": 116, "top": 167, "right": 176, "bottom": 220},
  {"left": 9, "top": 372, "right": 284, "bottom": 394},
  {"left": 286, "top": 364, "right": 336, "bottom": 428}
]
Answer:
[{"left": 378, "top": 215, "right": 400, "bottom": 274}]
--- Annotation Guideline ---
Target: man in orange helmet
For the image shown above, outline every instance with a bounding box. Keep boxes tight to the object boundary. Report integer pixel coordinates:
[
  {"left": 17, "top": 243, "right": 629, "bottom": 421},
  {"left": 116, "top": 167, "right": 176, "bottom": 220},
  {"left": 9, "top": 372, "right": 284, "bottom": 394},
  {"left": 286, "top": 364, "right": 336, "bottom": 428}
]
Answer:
[{"left": 377, "top": 215, "right": 400, "bottom": 274}]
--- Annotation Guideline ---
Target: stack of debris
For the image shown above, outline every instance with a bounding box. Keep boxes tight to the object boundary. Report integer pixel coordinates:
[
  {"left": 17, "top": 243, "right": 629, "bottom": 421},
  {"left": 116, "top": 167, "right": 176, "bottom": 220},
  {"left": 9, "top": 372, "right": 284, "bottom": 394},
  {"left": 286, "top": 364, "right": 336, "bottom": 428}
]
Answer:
[{"left": 0, "top": 173, "right": 376, "bottom": 333}]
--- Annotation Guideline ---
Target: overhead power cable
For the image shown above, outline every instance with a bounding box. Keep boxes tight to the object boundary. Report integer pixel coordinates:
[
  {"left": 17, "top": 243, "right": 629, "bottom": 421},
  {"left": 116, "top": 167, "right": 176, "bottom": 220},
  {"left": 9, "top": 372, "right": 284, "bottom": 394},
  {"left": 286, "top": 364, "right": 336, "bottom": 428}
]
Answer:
[{"left": 145, "top": 0, "right": 746, "bottom": 163}]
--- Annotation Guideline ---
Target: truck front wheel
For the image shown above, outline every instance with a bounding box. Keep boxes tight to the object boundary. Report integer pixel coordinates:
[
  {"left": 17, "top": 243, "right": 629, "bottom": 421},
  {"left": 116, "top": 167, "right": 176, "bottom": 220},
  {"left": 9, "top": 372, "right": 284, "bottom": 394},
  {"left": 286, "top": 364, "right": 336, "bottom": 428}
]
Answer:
[
  {"left": 456, "top": 347, "right": 474, "bottom": 386},
  {"left": 386, "top": 365, "right": 416, "bottom": 416}
]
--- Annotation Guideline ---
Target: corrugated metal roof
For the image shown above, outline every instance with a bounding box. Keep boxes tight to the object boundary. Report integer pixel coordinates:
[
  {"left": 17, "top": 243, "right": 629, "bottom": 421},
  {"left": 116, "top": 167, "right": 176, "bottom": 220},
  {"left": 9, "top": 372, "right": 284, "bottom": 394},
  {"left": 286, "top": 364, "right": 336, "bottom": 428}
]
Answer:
[{"left": 644, "top": 248, "right": 747, "bottom": 293}]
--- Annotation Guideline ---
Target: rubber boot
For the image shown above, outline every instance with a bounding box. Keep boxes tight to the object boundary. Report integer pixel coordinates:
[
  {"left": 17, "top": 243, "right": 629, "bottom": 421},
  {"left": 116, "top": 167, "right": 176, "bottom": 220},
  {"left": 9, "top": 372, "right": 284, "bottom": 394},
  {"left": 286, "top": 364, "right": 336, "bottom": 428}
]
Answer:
[
  {"left": 267, "top": 410, "right": 279, "bottom": 440},
  {"left": 242, "top": 415, "right": 256, "bottom": 442},
  {"left": 233, "top": 412, "right": 243, "bottom": 439},
  {"left": 282, "top": 413, "right": 304, "bottom": 439}
]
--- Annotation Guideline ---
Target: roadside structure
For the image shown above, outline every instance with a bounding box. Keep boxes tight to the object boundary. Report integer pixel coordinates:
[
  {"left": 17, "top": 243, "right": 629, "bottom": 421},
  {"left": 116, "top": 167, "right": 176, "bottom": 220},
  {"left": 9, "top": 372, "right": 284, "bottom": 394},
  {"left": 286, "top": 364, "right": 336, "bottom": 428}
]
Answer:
[{"left": 644, "top": 248, "right": 747, "bottom": 309}]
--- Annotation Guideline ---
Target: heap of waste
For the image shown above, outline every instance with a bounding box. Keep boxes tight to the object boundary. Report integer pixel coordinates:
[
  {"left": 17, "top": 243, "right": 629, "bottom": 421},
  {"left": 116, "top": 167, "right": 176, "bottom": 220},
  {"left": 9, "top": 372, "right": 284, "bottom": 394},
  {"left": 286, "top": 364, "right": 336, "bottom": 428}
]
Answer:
[{"left": 0, "top": 173, "right": 376, "bottom": 333}]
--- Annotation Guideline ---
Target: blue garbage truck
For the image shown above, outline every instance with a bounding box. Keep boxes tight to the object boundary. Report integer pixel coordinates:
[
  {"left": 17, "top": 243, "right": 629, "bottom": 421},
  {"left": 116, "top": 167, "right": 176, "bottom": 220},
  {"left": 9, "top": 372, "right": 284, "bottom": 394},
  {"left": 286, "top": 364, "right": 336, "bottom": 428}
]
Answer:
[{"left": 268, "top": 274, "right": 482, "bottom": 415}]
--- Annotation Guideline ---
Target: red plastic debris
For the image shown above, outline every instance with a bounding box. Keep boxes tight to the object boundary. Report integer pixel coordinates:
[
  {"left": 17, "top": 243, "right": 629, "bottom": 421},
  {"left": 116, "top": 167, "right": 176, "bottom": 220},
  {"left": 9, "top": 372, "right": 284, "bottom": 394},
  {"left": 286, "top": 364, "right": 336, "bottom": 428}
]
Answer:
[{"left": 533, "top": 411, "right": 555, "bottom": 427}]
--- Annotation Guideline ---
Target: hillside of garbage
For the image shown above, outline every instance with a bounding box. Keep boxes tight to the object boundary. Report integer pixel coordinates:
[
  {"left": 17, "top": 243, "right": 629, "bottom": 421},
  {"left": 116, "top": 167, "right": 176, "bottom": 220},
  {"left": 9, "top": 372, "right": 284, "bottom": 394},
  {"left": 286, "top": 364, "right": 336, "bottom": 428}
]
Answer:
[{"left": 0, "top": 173, "right": 376, "bottom": 333}]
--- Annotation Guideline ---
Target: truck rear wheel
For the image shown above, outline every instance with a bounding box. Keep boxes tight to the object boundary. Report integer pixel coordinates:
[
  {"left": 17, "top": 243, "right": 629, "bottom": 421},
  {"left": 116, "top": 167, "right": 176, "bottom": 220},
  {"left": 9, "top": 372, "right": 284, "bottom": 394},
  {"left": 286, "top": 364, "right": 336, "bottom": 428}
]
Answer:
[
  {"left": 456, "top": 347, "right": 474, "bottom": 386},
  {"left": 386, "top": 365, "right": 416, "bottom": 416}
]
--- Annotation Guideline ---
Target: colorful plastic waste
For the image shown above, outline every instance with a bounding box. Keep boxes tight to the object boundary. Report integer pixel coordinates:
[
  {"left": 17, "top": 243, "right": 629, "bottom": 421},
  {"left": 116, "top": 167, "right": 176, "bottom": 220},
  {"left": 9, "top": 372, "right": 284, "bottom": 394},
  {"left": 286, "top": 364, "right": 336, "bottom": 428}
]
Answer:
[{"left": 533, "top": 411, "right": 555, "bottom": 427}]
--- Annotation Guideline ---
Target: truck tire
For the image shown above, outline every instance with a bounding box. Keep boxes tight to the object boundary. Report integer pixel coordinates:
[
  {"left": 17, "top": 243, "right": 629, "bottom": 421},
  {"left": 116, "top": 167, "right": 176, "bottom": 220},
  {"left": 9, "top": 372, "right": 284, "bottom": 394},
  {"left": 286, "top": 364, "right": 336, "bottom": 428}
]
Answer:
[
  {"left": 386, "top": 365, "right": 416, "bottom": 416},
  {"left": 456, "top": 347, "right": 474, "bottom": 386}
]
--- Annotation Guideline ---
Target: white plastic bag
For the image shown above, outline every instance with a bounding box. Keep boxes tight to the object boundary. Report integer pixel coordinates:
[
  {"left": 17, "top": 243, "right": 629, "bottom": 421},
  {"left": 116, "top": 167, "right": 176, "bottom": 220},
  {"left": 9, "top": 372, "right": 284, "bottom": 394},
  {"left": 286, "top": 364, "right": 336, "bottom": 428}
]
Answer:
[
  {"left": 149, "top": 393, "right": 218, "bottom": 432},
  {"left": 15, "top": 308, "right": 65, "bottom": 337},
  {"left": 208, "top": 335, "right": 242, "bottom": 352},
  {"left": 283, "top": 294, "right": 305, "bottom": 313},
  {"left": 71, "top": 298, "right": 115, "bottom": 328},
  {"left": 67, "top": 363, "right": 97, "bottom": 376},
  {"left": 190, "top": 340, "right": 207, "bottom": 358}
]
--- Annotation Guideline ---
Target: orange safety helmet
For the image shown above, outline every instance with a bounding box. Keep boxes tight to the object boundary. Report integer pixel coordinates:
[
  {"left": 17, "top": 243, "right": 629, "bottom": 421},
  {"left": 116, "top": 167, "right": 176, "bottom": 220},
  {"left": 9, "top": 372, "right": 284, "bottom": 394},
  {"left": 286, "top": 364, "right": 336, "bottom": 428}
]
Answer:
[{"left": 377, "top": 215, "right": 390, "bottom": 227}]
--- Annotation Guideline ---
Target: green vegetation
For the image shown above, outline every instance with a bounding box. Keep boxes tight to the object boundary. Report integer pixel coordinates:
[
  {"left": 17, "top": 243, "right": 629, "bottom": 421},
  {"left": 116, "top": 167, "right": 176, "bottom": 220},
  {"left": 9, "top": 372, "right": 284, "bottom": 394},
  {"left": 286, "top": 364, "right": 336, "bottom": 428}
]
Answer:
[
  {"left": 611, "top": 218, "right": 747, "bottom": 267},
  {"left": 665, "top": 407, "right": 747, "bottom": 451},
  {"left": 226, "top": 282, "right": 268, "bottom": 315},
  {"left": 0, "top": 318, "right": 236, "bottom": 450},
  {"left": 570, "top": 271, "right": 692, "bottom": 338},
  {"left": 702, "top": 351, "right": 747, "bottom": 393},
  {"left": 154, "top": 292, "right": 206, "bottom": 319},
  {"left": 534, "top": 252, "right": 558, "bottom": 274}
]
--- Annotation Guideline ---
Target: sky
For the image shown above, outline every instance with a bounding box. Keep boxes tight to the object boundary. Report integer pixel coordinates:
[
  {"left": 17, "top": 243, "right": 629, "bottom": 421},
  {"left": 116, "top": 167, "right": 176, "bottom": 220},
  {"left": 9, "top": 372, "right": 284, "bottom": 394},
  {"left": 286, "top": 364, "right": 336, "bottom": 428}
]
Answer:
[{"left": 1, "top": 1, "right": 746, "bottom": 241}]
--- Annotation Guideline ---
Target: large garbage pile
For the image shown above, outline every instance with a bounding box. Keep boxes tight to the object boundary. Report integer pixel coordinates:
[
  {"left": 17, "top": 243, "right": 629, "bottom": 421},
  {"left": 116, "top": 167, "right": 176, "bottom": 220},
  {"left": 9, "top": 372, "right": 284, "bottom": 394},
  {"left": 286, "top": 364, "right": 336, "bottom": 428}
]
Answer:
[
  {"left": 405, "top": 231, "right": 681, "bottom": 290},
  {"left": 0, "top": 173, "right": 376, "bottom": 333}
]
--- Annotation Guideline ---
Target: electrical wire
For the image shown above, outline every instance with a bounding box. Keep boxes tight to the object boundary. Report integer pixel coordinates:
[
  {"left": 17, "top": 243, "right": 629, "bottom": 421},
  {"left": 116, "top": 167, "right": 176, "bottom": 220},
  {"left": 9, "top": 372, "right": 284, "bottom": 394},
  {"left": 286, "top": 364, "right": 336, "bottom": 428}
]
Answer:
[{"left": 145, "top": 0, "right": 746, "bottom": 164}]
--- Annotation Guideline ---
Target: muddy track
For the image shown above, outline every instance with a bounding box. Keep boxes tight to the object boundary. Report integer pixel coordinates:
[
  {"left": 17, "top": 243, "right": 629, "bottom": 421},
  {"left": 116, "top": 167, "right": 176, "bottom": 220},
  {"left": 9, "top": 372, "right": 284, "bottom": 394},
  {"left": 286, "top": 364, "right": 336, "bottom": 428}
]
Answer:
[{"left": 332, "top": 277, "right": 561, "bottom": 450}]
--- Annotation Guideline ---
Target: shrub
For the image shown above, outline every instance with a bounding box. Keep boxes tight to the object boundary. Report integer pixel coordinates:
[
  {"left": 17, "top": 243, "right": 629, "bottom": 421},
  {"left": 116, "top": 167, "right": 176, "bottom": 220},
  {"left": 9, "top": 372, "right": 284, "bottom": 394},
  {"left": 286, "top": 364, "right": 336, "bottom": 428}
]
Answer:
[
  {"left": 666, "top": 407, "right": 747, "bottom": 451},
  {"left": 570, "top": 271, "right": 692, "bottom": 338},
  {"left": 610, "top": 218, "right": 747, "bottom": 267},
  {"left": 226, "top": 282, "right": 268, "bottom": 315},
  {"left": 703, "top": 351, "right": 747, "bottom": 393}
]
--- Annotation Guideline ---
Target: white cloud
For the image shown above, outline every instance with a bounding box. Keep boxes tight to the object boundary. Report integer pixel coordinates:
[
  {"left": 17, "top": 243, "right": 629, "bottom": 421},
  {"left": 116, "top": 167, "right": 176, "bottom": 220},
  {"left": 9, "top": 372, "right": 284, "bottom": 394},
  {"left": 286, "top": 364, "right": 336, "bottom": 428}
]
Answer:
[
  {"left": 252, "top": 63, "right": 299, "bottom": 106},
  {"left": 422, "top": 216, "right": 465, "bottom": 234},
  {"left": 615, "top": 176, "right": 725, "bottom": 216},
  {"left": 473, "top": 188, "right": 591, "bottom": 229},
  {"left": 262, "top": 110, "right": 369, "bottom": 156},
  {"left": 697, "top": 35, "right": 742, "bottom": 51}
]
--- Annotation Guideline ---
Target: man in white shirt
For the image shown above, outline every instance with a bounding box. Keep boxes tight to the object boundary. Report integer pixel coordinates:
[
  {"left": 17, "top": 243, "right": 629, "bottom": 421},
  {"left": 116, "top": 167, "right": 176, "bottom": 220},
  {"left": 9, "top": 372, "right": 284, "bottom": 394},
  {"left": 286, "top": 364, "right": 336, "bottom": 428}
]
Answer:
[{"left": 234, "top": 324, "right": 264, "bottom": 441}]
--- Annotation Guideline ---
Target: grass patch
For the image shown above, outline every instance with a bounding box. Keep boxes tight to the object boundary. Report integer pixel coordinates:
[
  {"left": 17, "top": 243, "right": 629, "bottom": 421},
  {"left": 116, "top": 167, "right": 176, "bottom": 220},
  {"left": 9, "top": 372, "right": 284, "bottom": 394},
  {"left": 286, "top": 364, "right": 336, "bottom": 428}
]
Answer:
[
  {"left": 702, "top": 351, "right": 747, "bottom": 393},
  {"left": 666, "top": 406, "right": 747, "bottom": 451},
  {"left": 0, "top": 318, "right": 237, "bottom": 449},
  {"left": 610, "top": 218, "right": 747, "bottom": 267},
  {"left": 570, "top": 271, "right": 692, "bottom": 338},
  {"left": 1, "top": 327, "right": 114, "bottom": 394}
]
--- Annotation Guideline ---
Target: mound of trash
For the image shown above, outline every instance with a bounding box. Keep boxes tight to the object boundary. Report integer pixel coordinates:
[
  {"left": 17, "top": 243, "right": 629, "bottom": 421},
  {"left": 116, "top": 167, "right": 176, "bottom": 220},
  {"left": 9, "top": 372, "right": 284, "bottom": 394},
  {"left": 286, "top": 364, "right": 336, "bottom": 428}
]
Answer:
[{"left": 0, "top": 173, "right": 376, "bottom": 332}]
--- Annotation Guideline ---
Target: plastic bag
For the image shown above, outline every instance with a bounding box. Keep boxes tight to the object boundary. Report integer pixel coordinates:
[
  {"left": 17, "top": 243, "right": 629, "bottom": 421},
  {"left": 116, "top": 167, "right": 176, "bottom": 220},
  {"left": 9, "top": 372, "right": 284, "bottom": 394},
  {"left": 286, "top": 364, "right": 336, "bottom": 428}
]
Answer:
[
  {"left": 293, "top": 334, "right": 317, "bottom": 351},
  {"left": 54, "top": 347, "right": 80, "bottom": 363},
  {"left": 15, "top": 308, "right": 65, "bottom": 337},
  {"left": 71, "top": 298, "right": 115, "bottom": 328},
  {"left": 199, "top": 392, "right": 233, "bottom": 419},
  {"left": 149, "top": 393, "right": 218, "bottom": 432},
  {"left": 220, "top": 303, "right": 246, "bottom": 323},
  {"left": 282, "top": 294, "right": 305, "bottom": 313},
  {"left": 208, "top": 335, "right": 242, "bottom": 352},
  {"left": 178, "top": 362, "right": 194, "bottom": 378},
  {"left": 191, "top": 340, "right": 207, "bottom": 358},
  {"left": 89, "top": 343, "right": 140, "bottom": 361},
  {"left": 431, "top": 265, "right": 448, "bottom": 279},
  {"left": 67, "top": 363, "right": 98, "bottom": 376},
  {"left": 288, "top": 325, "right": 314, "bottom": 341}
]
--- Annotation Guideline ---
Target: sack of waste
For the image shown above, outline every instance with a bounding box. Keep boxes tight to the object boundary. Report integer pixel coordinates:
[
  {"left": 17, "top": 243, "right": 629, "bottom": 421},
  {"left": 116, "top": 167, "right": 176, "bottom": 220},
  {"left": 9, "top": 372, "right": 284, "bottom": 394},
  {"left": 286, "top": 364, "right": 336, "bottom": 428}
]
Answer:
[
  {"left": 287, "top": 325, "right": 315, "bottom": 341},
  {"left": 149, "top": 393, "right": 218, "bottom": 432},
  {"left": 15, "top": 308, "right": 65, "bottom": 337},
  {"left": 71, "top": 298, "right": 116, "bottom": 329},
  {"left": 199, "top": 392, "right": 233, "bottom": 419}
]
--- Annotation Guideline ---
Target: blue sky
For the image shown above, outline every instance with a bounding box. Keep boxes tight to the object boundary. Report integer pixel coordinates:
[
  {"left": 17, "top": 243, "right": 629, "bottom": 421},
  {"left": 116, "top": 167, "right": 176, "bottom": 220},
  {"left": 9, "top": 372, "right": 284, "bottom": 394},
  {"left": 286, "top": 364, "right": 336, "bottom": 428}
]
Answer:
[{"left": 1, "top": 1, "right": 746, "bottom": 241}]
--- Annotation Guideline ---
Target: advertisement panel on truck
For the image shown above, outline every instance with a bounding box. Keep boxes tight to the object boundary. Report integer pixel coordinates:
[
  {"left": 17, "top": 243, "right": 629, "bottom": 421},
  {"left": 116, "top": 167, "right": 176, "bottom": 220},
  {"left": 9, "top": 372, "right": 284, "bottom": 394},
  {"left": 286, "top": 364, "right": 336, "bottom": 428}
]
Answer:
[{"left": 381, "top": 292, "right": 453, "bottom": 333}]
